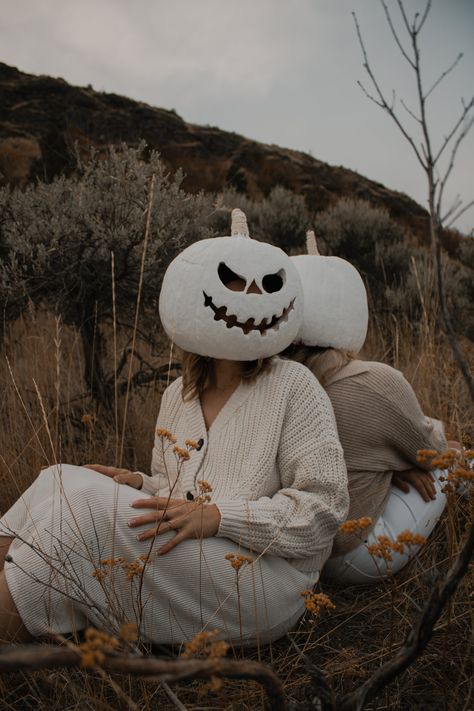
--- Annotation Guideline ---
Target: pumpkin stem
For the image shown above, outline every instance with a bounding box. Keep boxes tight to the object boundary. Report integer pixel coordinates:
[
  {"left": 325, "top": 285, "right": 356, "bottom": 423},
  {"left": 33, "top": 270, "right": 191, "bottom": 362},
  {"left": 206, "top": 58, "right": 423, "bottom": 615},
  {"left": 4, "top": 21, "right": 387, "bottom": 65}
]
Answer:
[
  {"left": 306, "top": 230, "right": 320, "bottom": 255},
  {"left": 231, "top": 208, "right": 250, "bottom": 238}
]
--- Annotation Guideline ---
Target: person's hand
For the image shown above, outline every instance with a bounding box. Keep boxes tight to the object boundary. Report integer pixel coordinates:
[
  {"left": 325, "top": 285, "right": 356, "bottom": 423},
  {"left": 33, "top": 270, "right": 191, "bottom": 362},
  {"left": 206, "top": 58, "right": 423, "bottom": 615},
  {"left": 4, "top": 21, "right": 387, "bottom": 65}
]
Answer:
[
  {"left": 392, "top": 468, "right": 436, "bottom": 502},
  {"left": 84, "top": 464, "right": 143, "bottom": 490},
  {"left": 128, "top": 496, "right": 221, "bottom": 555}
]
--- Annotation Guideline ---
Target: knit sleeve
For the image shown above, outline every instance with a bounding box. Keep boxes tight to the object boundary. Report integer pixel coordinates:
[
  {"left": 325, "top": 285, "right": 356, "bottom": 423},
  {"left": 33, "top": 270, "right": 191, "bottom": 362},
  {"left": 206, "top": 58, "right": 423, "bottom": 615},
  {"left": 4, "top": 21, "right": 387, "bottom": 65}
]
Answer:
[
  {"left": 364, "top": 366, "right": 447, "bottom": 468},
  {"left": 214, "top": 368, "right": 349, "bottom": 561}
]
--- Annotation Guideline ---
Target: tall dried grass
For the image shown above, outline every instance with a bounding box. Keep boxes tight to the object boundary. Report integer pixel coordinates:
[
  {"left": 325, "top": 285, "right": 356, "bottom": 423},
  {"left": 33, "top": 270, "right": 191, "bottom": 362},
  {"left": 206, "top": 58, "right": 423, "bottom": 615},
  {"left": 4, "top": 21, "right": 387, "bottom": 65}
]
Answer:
[{"left": 0, "top": 292, "right": 473, "bottom": 709}]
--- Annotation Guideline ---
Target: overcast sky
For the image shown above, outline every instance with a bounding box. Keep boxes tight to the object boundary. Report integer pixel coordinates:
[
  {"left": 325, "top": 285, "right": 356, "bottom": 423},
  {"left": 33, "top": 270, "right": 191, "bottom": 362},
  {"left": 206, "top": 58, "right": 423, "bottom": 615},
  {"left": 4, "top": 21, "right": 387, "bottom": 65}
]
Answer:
[{"left": 2, "top": 0, "right": 473, "bottom": 233}]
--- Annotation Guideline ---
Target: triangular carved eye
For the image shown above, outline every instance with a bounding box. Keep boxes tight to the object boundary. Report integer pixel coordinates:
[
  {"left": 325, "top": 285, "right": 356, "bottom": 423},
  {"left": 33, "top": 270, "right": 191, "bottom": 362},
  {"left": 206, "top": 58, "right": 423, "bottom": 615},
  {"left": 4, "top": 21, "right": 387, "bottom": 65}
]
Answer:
[
  {"left": 218, "top": 262, "right": 246, "bottom": 291},
  {"left": 262, "top": 269, "right": 285, "bottom": 293}
]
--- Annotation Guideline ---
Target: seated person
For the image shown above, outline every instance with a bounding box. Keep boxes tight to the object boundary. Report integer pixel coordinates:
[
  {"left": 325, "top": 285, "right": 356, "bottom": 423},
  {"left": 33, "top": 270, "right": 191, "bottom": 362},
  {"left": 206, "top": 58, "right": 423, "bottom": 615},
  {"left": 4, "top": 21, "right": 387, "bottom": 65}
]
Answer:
[
  {"left": 0, "top": 213, "right": 348, "bottom": 644},
  {"left": 286, "top": 232, "right": 449, "bottom": 584}
]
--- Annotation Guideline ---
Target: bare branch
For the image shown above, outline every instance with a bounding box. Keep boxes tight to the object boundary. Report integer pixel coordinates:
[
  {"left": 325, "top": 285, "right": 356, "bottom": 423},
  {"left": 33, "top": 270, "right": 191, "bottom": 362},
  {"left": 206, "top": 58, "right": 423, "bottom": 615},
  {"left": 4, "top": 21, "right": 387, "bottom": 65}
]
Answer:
[
  {"left": 0, "top": 648, "right": 288, "bottom": 711},
  {"left": 433, "top": 95, "right": 474, "bottom": 165},
  {"left": 425, "top": 52, "right": 463, "bottom": 100},
  {"left": 436, "top": 111, "right": 474, "bottom": 216},
  {"left": 380, "top": 0, "right": 415, "bottom": 68},
  {"left": 352, "top": 11, "right": 427, "bottom": 169},
  {"left": 356, "top": 80, "right": 385, "bottom": 109},
  {"left": 400, "top": 98, "right": 422, "bottom": 124},
  {"left": 340, "top": 515, "right": 474, "bottom": 710},
  {"left": 416, "top": 0, "right": 432, "bottom": 33},
  {"left": 286, "top": 635, "right": 334, "bottom": 711},
  {"left": 446, "top": 199, "right": 474, "bottom": 228},
  {"left": 396, "top": 0, "right": 415, "bottom": 37},
  {"left": 441, "top": 194, "right": 463, "bottom": 224}
]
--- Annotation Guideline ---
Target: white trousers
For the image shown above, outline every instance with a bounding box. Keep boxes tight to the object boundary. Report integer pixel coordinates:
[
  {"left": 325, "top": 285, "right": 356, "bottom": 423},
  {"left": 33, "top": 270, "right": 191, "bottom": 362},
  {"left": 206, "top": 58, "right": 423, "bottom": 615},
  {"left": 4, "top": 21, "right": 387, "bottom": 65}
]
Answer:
[
  {"left": 324, "top": 471, "right": 446, "bottom": 584},
  {"left": 0, "top": 464, "right": 316, "bottom": 644}
]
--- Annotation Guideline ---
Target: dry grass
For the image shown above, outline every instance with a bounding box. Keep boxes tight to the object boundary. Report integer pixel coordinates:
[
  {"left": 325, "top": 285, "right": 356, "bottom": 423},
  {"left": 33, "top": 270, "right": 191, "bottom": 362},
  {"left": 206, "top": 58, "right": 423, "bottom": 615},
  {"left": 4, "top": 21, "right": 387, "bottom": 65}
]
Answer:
[{"left": 0, "top": 308, "right": 473, "bottom": 711}]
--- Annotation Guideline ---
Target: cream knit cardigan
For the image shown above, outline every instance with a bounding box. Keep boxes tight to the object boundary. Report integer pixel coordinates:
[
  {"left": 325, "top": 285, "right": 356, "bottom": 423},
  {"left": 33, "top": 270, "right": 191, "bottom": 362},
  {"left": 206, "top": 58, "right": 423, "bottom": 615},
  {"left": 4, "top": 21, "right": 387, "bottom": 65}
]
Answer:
[{"left": 140, "top": 358, "right": 349, "bottom": 575}]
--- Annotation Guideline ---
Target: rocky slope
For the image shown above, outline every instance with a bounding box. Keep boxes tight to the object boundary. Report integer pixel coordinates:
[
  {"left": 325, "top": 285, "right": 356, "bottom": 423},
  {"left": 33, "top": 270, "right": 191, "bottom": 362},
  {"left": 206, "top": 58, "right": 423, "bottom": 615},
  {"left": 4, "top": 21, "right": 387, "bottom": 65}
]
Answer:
[{"left": 0, "top": 61, "right": 434, "bottom": 242}]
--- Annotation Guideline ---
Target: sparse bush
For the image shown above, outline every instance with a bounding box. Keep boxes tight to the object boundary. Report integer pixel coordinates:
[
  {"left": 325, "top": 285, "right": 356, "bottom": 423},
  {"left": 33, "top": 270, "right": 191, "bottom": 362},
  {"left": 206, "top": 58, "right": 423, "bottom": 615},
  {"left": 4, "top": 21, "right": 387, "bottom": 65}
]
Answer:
[
  {"left": 444, "top": 237, "right": 474, "bottom": 341},
  {"left": 213, "top": 185, "right": 309, "bottom": 251},
  {"left": 313, "top": 198, "right": 427, "bottom": 318},
  {"left": 0, "top": 145, "right": 214, "bottom": 403}
]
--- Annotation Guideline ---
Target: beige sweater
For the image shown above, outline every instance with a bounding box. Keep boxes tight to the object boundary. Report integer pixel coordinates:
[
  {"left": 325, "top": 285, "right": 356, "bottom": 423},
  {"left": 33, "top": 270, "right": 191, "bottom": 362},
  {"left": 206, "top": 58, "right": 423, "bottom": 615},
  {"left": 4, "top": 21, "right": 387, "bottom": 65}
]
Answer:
[
  {"left": 324, "top": 360, "right": 447, "bottom": 556},
  {"left": 140, "top": 358, "right": 349, "bottom": 575}
]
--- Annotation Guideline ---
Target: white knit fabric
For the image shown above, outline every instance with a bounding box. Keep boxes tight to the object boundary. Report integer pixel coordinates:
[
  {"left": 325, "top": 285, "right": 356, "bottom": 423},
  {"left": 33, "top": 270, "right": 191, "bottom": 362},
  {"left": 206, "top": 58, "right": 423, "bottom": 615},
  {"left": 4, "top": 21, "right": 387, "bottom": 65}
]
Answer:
[
  {"left": 1, "top": 359, "right": 348, "bottom": 645},
  {"left": 141, "top": 358, "right": 349, "bottom": 574}
]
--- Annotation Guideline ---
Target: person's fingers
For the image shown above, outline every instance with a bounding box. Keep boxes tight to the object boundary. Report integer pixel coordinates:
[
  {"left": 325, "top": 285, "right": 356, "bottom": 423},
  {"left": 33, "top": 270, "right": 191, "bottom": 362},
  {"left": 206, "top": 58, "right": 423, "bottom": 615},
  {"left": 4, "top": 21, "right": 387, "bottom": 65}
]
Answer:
[
  {"left": 131, "top": 498, "right": 160, "bottom": 509},
  {"left": 131, "top": 497, "right": 185, "bottom": 510},
  {"left": 136, "top": 515, "right": 185, "bottom": 542},
  {"left": 393, "top": 477, "right": 410, "bottom": 493},
  {"left": 157, "top": 529, "right": 188, "bottom": 555},
  {"left": 418, "top": 472, "right": 436, "bottom": 500},
  {"left": 113, "top": 473, "right": 128, "bottom": 483},
  {"left": 84, "top": 464, "right": 114, "bottom": 475},
  {"left": 136, "top": 524, "right": 171, "bottom": 541},
  {"left": 154, "top": 497, "right": 188, "bottom": 510},
  {"left": 426, "top": 478, "right": 437, "bottom": 499},
  {"left": 415, "top": 479, "right": 431, "bottom": 502},
  {"left": 128, "top": 511, "right": 166, "bottom": 528}
]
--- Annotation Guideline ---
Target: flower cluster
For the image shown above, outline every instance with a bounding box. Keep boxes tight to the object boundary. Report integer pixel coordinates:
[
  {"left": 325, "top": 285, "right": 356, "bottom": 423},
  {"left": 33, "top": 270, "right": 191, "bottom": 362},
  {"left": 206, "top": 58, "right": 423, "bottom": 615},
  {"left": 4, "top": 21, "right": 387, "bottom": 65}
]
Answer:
[
  {"left": 92, "top": 556, "right": 124, "bottom": 581},
  {"left": 416, "top": 449, "right": 439, "bottom": 464},
  {"left": 301, "top": 590, "right": 336, "bottom": 618},
  {"left": 81, "top": 413, "right": 97, "bottom": 431},
  {"left": 80, "top": 627, "right": 118, "bottom": 668},
  {"left": 173, "top": 445, "right": 190, "bottom": 461},
  {"left": 339, "top": 517, "right": 373, "bottom": 534},
  {"left": 156, "top": 427, "right": 177, "bottom": 443},
  {"left": 123, "top": 554, "right": 150, "bottom": 581},
  {"left": 92, "top": 555, "right": 149, "bottom": 584},
  {"left": 195, "top": 479, "right": 213, "bottom": 504},
  {"left": 185, "top": 439, "right": 200, "bottom": 450},
  {"left": 225, "top": 552, "right": 253, "bottom": 571},
  {"left": 181, "top": 629, "right": 229, "bottom": 659},
  {"left": 367, "top": 530, "right": 426, "bottom": 562},
  {"left": 119, "top": 621, "right": 138, "bottom": 643}
]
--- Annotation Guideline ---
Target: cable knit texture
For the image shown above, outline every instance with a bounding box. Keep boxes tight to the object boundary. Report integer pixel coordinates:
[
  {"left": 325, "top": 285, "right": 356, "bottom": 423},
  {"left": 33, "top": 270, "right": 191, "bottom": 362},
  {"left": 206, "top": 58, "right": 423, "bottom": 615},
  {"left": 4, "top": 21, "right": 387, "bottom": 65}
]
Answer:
[
  {"left": 141, "top": 358, "right": 349, "bottom": 574},
  {"left": 324, "top": 360, "right": 447, "bottom": 555}
]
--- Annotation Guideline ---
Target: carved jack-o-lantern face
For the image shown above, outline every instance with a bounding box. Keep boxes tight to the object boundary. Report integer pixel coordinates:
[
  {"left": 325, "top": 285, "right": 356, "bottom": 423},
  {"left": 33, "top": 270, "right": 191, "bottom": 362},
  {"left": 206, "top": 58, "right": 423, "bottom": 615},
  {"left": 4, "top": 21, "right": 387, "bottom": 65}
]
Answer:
[
  {"left": 159, "top": 214, "right": 303, "bottom": 360},
  {"left": 291, "top": 232, "right": 368, "bottom": 352}
]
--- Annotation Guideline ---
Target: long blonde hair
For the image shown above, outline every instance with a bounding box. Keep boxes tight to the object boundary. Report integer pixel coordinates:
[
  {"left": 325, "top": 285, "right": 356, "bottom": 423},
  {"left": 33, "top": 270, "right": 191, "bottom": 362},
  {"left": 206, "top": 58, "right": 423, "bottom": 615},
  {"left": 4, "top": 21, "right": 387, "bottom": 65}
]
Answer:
[
  {"left": 286, "top": 345, "right": 355, "bottom": 387},
  {"left": 180, "top": 351, "right": 273, "bottom": 401}
]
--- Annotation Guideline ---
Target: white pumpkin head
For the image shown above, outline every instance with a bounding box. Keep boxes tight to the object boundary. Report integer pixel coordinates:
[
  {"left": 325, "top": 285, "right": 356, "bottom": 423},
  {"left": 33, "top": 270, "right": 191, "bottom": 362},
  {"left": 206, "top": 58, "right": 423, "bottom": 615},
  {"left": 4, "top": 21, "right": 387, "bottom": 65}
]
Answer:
[
  {"left": 159, "top": 209, "right": 303, "bottom": 360},
  {"left": 291, "top": 231, "right": 368, "bottom": 351}
]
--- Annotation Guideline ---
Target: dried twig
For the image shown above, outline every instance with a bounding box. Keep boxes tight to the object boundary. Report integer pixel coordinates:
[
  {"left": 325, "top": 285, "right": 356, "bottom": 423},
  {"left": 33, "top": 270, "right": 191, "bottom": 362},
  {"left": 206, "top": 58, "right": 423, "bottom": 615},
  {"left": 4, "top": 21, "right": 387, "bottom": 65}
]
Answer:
[
  {"left": 0, "top": 647, "right": 288, "bottom": 711},
  {"left": 353, "top": 1, "right": 474, "bottom": 402},
  {"left": 339, "top": 516, "right": 474, "bottom": 711}
]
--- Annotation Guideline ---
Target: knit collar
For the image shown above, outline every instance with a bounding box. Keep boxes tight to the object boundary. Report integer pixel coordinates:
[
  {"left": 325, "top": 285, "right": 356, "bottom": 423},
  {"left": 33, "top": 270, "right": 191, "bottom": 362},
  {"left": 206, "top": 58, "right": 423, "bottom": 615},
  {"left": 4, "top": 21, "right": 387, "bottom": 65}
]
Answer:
[
  {"left": 324, "top": 358, "right": 371, "bottom": 387},
  {"left": 184, "top": 377, "right": 255, "bottom": 437}
]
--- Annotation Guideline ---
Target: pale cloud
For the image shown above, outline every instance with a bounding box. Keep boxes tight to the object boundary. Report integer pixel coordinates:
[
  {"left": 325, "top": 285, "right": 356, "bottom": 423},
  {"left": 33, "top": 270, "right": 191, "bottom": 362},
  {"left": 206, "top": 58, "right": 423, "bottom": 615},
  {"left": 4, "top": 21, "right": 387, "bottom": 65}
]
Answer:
[{"left": 1, "top": 0, "right": 473, "bottom": 232}]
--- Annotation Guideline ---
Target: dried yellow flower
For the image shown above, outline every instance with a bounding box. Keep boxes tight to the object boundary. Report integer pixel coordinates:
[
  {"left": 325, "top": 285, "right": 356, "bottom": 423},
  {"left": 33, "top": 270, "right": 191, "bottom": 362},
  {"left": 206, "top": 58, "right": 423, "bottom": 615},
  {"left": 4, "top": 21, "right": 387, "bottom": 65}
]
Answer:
[
  {"left": 301, "top": 590, "right": 336, "bottom": 617},
  {"left": 80, "top": 627, "right": 118, "bottom": 668},
  {"left": 225, "top": 553, "right": 253, "bottom": 571},
  {"left": 339, "top": 516, "right": 373, "bottom": 534},
  {"left": 119, "top": 621, "right": 138, "bottom": 643},
  {"left": 156, "top": 427, "right": 177, "bottom": 443},
  {"left": 173, "top": 445, "right": 190, "bottom": 461},
  {"left": 181, "top": 629, "right": 229, "bottom": 660}
]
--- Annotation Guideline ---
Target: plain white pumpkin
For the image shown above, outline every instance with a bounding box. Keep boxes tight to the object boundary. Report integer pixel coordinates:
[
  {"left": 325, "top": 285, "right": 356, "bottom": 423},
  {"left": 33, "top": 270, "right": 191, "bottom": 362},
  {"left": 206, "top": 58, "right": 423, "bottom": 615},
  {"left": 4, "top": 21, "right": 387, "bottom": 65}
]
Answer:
[
  {"left": 159, "top": 211, "right": 303, "bottom": 360},
  {"left": 291, "top": 233, "right": 368, "bottom": 351}
]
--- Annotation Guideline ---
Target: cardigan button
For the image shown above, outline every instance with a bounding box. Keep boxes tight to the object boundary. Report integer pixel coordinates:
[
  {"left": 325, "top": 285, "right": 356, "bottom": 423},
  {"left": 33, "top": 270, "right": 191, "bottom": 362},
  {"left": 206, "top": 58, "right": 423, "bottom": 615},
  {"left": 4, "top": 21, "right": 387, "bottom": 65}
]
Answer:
[{"left": 186, "top": 491, "right": 194, "bottom": 501}]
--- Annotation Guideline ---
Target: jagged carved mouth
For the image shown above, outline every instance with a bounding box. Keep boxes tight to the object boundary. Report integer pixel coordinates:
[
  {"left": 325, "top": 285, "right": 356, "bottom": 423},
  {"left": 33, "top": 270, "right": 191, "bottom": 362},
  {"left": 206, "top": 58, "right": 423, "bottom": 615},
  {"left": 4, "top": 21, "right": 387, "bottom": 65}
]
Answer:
[{"left": 203, "top": 291, "right": 295, "bottom": 335}]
